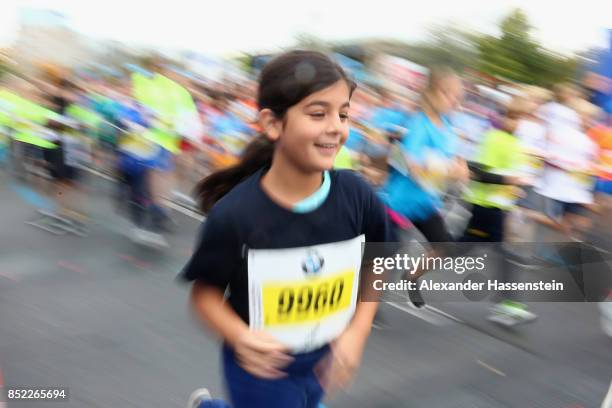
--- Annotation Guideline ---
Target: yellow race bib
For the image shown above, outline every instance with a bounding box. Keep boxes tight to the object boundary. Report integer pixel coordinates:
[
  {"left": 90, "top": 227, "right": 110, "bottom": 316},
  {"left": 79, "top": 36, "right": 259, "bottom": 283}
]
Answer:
[{"left": 262, "top": 269, "right": 355, "bottom": 327}]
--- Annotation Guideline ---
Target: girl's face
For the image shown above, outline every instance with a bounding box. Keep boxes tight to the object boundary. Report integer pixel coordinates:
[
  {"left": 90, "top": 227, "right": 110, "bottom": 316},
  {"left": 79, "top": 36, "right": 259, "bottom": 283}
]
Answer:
[{"left": 266, "top": 80, "right": 351, "bottom": 172}]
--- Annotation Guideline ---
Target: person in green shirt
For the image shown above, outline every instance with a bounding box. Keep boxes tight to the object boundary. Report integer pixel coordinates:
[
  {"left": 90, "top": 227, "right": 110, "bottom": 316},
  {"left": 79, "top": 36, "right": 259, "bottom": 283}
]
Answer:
[{"left": 460, "top": 97, "right": 537, "bottom": 325}]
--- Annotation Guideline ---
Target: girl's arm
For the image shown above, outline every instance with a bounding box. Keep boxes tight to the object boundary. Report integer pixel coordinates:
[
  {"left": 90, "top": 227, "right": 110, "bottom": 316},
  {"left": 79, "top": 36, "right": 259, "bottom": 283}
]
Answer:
[
  {"left": 190, "top": 282, "right": 293, "bottom": 379},
  {"left": 346, "top": 258, "right": 381, "bottom": 338},
  {"left": 319, "top": 172, "right": 395, "bottom": 393},
  {"left": 190, "top": 282, "right": 249, "bottom": 346},
  {"left": 316, "top": 285, "right": 378, "bottom": 394},
  {"left": 346, "top": 300, "right": 377, "bottom": 337}
]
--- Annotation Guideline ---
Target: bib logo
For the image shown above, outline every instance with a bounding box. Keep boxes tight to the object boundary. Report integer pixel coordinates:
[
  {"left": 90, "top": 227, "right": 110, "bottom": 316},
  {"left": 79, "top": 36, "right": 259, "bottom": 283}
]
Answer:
[{"left": 301, "top": 250, "right": 325, "bottom": 276}]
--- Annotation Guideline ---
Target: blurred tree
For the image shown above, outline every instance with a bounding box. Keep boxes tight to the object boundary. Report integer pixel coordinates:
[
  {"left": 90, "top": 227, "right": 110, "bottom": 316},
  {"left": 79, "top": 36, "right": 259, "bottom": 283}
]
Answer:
[
  {"left": 0, "top": 50, "right": 20, "bottom": 81},
  {"left": 412, "top": 23, "right": 480, "bottom": 71},
  {"left": 476, "top": 9, "right": 578, "bottom": 86},
  {"left": 360, "top": 10, "right": 578, "bottom": 87},
  {"left": 0, "top": 57, "right": 10, "bottom": 81},
  {"left": 290, "top": 9, "right": 580, "bottom": 87},
  {"left": 234, "top": 53, "right": 253, "bottom": 73},
  {"left": 294, "top": 33, "right": 329, "bottom": 52}
]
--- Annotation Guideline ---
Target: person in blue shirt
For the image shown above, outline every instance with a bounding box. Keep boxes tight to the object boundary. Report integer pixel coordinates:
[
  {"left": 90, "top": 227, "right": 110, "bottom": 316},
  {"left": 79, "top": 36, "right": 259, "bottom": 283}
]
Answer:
[
  {"left": 381, "top": 66, "right": 469, "bottom": 243},
  {"left": 343, "top": 126, "right": 366, "bottom": 152},
  {"left": 342, "top": 92, "right": 411, "bottom": 186},
  {"left": 450, "top": 109, "right": 491, "bottom": 162},
  {"left": 207, "top": 94, "right": 254, "bottom": 156},
  {"left": 368, "top": 90, "right": 410, "bottom": 136},
  {"left": 209, "top": 95, "right": 251, "bottom": 137}
]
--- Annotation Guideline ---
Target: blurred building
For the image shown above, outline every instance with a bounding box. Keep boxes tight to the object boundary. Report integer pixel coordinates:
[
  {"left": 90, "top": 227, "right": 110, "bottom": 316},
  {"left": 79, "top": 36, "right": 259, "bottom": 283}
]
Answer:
[{"left": 9, "top": 8, "right": 95, "bottom": 77}]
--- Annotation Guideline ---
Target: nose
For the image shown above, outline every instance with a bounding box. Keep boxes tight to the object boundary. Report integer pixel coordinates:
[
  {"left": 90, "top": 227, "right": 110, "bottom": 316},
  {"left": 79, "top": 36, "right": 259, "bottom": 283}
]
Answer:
[{"left": 325, "top": 113, "right": 343, "bottom": 135}]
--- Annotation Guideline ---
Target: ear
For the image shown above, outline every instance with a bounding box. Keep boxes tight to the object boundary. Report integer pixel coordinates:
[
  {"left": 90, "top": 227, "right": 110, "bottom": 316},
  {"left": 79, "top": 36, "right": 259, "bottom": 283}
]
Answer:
[{"left": 258, "top": 109, "right": 282, "bottom": 142}]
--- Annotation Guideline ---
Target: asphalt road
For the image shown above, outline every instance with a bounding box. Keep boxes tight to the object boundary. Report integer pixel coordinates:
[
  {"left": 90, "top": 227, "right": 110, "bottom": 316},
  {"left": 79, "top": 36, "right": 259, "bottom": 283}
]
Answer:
[{"left": 1, "top": 170, "right": 611, "bottom": 408}]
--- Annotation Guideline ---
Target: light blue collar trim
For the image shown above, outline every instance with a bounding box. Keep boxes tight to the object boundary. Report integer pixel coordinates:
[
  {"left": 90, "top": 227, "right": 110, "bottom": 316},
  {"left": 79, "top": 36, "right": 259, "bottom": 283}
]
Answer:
[{"left": 292, "top": 171, "right": 331, "bottom": 213}]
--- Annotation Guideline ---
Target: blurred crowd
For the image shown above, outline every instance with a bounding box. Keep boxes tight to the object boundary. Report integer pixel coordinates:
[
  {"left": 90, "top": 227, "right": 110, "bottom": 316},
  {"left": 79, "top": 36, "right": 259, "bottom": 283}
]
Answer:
[{"left": 0, "top": 55, "right": 611, "bottom": 251}]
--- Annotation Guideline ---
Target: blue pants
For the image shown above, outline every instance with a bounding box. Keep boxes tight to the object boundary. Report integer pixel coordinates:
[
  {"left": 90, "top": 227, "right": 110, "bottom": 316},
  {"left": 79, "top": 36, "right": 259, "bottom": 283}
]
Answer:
[
  {"left": 118, "top": 152, "right": 170, "bottom": 231},
  {"left": 595, "top": 177, "right": 612, "bottom": 195},
  {"left": 223, "top": 344, "right": 328, "bottom": 408}
]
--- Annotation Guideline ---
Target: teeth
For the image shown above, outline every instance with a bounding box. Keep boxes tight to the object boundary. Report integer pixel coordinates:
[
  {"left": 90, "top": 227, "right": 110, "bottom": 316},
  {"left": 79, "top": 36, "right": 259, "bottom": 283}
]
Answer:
[{"left": 317, "top": 144, "right": 336, "bottom": 148}]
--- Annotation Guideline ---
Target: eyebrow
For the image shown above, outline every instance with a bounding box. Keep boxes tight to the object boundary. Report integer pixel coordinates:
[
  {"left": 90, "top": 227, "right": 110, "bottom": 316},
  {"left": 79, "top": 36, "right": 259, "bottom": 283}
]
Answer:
[{"left": 304, "top": 101, "right": 351, "bottom": 109}]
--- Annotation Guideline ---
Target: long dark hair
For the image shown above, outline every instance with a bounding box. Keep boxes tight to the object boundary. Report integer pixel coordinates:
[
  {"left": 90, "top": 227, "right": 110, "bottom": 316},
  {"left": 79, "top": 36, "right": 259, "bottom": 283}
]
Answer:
[{"left": 195, "top": 50, "right": 356, "bottom": 214}]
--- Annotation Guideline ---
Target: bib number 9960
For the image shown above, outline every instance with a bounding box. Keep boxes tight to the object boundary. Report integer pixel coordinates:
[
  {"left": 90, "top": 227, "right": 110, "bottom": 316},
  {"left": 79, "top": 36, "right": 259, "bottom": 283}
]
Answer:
[{"left": 262, "top": 270, "right": 354, "bottom": 326}]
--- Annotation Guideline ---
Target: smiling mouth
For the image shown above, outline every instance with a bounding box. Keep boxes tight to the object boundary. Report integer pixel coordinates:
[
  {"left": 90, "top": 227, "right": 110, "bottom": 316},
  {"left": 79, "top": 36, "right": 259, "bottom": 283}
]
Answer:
[{"left": 314, "top": 143, "right": 338, "bottom": 149}]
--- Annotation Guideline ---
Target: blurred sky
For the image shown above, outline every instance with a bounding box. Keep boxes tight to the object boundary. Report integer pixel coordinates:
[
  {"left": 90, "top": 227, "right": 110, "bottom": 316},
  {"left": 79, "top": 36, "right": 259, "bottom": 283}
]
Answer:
[{"left": 0, "top": 0, "right": 610, "bottom": 56}]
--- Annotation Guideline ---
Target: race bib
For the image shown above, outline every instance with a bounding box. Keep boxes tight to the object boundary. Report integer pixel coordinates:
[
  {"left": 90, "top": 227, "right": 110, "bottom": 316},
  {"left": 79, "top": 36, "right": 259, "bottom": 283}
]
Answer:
[
  {"left": 418, "top": 150, "right": 450, "bottom": 195},
  {"left": 248, "top": 235, "right": 365, "bottom": 353},
  {"left": 387, "top": 143, "right": 410, "bottom": 177}
]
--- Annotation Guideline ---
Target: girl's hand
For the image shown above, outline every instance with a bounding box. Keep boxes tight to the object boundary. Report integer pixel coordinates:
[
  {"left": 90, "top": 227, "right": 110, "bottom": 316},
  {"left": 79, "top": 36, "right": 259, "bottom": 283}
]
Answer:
[
  {"left": 233, "top": 330, "right": 293, "bottom": 379},
  {"left": 315, "top": 327, "right": 368, "bottom": 395}
]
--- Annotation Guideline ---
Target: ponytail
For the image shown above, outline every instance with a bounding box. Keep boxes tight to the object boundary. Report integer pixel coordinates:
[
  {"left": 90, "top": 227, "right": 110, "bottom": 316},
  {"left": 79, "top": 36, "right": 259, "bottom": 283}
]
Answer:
[{"left": 195, "top": 135, "right": 274, "bottom": 214}]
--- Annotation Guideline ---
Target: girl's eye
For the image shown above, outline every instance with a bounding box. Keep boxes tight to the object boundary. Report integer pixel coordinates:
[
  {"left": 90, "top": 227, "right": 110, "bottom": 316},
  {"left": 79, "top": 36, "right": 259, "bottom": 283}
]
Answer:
[
  {"left": 310, "top": 112, "right": 325, "bottom": 119},
  {"left": 340, "top": 113, "right": 350, "bottom": 121}
]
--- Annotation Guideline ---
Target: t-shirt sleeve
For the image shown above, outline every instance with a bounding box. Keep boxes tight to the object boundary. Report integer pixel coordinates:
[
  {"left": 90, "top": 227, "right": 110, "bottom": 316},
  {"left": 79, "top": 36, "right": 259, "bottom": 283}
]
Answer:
[
  {"left": 181, "top": 209, "right": 242, "bottom": 290},
  {"left": 359, "top": 177, "right": 397, "bottom": 243},
  {"left": 512, "top": 138, "right": 528, "bottom": 172},
  {"left": 475, "top": 131, "right": 500, "bottom": 169},
  {"left": 352, "top": 173, "right": 397, "bottom": 277}
]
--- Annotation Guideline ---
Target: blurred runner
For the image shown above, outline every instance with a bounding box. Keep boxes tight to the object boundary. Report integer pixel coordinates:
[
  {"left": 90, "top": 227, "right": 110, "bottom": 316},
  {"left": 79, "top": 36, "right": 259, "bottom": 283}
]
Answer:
[
  {"left": 535, "top": 85, "right": 598, "bottom": 240},
  {"left": 381, "top": 66, "right": 468, "bottom": 244},
  {"left": 587, "top": 111, "right": 612, "bottom": 210},
  {"left": 460, "top": 97, "right": 537, "bottom": 325},
  {"left": 38, "top": 117, "right": 90, "bottom": 236},
  {"left": 91, "top": 85, "right": 125, "bottom": 176},
  {"left": 508, "top": 87, "right": 548, "bottom": 241},
  {"left": 131, "top": 61, "right": 203, "bottom": 228}
]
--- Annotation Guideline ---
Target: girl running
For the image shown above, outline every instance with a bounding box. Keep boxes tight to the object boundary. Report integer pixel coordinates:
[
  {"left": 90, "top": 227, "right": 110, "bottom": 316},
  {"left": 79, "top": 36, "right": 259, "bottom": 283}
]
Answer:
[{"left": 182, "top": 51, "right": 394, "bottom": 408}]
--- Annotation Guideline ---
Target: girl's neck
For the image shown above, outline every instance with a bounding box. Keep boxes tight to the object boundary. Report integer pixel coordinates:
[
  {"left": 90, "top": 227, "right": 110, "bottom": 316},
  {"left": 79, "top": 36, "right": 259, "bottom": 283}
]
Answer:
[{"left": 261, "top": 154, "right": 324, "bottom": 209}]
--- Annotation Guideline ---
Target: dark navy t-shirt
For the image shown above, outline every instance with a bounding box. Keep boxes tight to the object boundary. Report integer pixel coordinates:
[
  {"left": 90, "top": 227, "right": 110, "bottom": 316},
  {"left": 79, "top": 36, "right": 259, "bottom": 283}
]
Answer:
[{"left": 182, "top": 168, "right": 395, "bottom": 324}]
